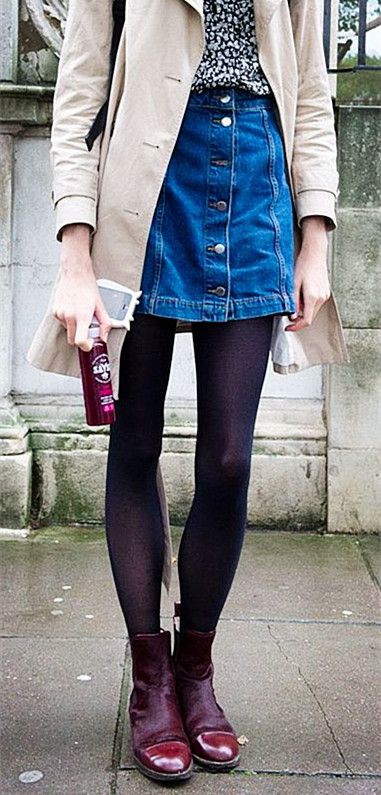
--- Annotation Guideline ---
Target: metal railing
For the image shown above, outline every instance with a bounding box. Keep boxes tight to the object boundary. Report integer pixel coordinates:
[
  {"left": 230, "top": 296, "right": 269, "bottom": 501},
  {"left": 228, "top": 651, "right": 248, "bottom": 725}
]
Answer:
[{"left": 323, "top": 0, "right": 381, "bottom": 71}]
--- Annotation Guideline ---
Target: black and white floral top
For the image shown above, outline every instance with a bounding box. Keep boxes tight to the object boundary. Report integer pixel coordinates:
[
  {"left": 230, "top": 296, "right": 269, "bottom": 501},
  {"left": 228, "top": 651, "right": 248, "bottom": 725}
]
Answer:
[{"left": 191, "top": 0, "right": 272, "bottom": 95}]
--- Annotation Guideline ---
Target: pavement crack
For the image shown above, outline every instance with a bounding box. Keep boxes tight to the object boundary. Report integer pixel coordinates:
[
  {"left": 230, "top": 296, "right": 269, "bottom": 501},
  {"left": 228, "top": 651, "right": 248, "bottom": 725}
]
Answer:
[
  {"left": 110, "top": 641, "right": 131, "bottom": 794},
  {"left": 267, "top": 623, "right": 355, "bottom": 776},
  {"left": 357, "top": 538, "right": 380, "bottom": 593}
]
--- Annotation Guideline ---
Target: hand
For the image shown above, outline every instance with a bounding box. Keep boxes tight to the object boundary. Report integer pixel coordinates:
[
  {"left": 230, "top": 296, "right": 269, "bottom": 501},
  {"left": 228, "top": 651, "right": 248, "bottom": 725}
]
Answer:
[
  {"left": 51, "top": 224, "right": 112, "bottom": 351},
  {"left": 285, "top": 216, "right": 331, "bottom": 332}
]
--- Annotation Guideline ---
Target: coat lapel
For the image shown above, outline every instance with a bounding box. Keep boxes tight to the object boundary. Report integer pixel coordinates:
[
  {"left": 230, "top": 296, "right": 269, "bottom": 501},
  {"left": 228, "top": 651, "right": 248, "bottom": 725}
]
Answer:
[{"left": 253, "top": 0, "right": 285, "bottom": 51}]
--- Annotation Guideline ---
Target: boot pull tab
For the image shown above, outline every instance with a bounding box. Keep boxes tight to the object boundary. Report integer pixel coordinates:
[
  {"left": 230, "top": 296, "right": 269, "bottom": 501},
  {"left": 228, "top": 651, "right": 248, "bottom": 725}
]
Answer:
[{"left": 173, "top": 601, "right": 181, "bottom": 637}]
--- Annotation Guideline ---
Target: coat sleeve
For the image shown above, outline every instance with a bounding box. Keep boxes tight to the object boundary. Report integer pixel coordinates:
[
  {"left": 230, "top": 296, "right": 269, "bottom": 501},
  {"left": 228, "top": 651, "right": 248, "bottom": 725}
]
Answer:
[
  {"left": 50, "top": 0, "right": 113, "bottom": 242},
  {"left": 289, "top": 0, "right": 339, "bottom": 230}
]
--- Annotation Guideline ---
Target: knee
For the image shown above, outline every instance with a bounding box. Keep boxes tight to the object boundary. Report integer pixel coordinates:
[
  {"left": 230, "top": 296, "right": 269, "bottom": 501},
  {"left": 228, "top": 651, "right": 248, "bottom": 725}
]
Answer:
[
  {"left": 110, "top": 428, "right": 162, "bottom": 473},
  {"left": 132, "top": 439, "right": 162, "bottom": 471},
  {"left": 219, "top": 450, "right": 251, "bottom": 485},
  {"left": 200, "top": 449, "right": 251, "bottom": 489}
]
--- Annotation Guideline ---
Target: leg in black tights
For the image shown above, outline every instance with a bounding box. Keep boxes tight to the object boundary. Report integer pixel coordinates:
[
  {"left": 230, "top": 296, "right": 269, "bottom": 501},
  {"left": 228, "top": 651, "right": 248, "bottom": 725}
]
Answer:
[
  {"left": 177, "top": 315, "right": 273, "bottom": 633},
  {"left": 105, "top": 312, "right": 273, "bottom": 639},
  {"left": 105, "top": 314, "right": 177, "bottom": 639}
]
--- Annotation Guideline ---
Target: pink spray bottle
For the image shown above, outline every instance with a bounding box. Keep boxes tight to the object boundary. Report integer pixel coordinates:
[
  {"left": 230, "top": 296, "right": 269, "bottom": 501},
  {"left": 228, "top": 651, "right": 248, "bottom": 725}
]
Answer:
[
  {"left": 78, "top": 316, "right": 116, "bottom": 426},
  {"left": 77, "top": 279, "right": 142, "bottom": 426}
]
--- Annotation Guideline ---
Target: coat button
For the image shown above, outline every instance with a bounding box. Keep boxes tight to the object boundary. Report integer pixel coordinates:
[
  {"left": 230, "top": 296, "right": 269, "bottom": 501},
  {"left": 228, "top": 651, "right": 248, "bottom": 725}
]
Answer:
[
  {"left": 215, "top": 286, "right": 226, "bottom": 296},
  {"left": 220, "top": 116, "right": 232, "bottom": 127},
  {"left": 216, "top": 200, "right": 227, "bottom": 211},
  {"left": 219, "top": 94, "right": 231, "bottom": 103},
  {"left": 214, "top": 243, "right": 226, "bottom": 254}
]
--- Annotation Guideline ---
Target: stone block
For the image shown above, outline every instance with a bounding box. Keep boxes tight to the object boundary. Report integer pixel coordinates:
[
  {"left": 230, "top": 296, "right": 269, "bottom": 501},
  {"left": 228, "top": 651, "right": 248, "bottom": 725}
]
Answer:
[
  {"left": 337, "top": 105, "right": 381, "bottom": 209},
  {"left": 33, "top": 450, "right": 107, "bottom": 525},
  {"left": 0, "top": 451, "right": 31, "bottom": 528},
  {"left": 162, "top": 451, "right": 326, "bottom": 530},
  {"left": 333, "top": 209, "right": 381, "bottom": 329},
  {"left": 246, "top": 454, "right": 326, "bottom": 530},
  {"left": 327, "top": 449, "right": 381, "bottom": 534},
  {"left": 327, "top": 329, "right": 381, "bottom": 450}
]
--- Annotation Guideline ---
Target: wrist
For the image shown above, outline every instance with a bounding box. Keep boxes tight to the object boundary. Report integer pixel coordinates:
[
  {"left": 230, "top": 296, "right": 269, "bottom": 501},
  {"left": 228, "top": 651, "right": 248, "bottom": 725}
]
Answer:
[
  {"left": 61, "top": 223, "right": 91, "bottom": 247},
  {"left": 300, "top": 216, "right": 328, "bottom": 250},
  {"left": 60, "top": 224, "right": 93, "bottom": 274}
]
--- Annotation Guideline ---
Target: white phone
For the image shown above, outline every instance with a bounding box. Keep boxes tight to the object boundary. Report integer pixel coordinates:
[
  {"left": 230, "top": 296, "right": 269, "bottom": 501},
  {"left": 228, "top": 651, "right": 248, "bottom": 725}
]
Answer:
[{"left": 94, "top": 278, "right": 142, "bottom": 331}]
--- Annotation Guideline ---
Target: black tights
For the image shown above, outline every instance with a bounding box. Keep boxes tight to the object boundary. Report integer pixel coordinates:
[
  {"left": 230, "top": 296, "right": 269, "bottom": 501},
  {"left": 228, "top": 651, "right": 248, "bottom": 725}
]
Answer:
[{"left": 105, "top": 313, "right": 273, "bottom": 639}]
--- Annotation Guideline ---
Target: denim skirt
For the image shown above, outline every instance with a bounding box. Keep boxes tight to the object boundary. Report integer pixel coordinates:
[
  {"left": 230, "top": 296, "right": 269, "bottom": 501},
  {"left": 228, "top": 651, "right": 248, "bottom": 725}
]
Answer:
[{"left": 135, "top": 86, "right": 297, "bottom": 322}]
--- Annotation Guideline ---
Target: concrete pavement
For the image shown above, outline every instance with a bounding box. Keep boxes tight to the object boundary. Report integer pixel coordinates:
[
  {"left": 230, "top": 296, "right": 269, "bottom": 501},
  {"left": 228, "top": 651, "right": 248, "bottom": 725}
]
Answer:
[{"left": 1, "top": 527, "right": 380, "bottom": 794}]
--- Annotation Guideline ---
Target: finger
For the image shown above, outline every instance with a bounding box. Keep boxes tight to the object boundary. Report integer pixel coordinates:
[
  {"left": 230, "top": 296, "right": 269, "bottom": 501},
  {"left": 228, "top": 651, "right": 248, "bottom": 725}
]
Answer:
[
  {"left": 52, "top": 309, "right": 66, "bottom": 327},
  {"left": 66, "top": 317, "right": 76, "bottom": 345},
  {"left": 294, "top": 281, "right": 302, "bottom": 317},
  {"left": 302, "top": 296, "right": 316, "bottom": 327},
  {"left": 94, "top": 302, "right": 112, "bottom": 343},
  {"left": 75, "top": 321, "right": 93, "bottom": 352},
  {"left": 284, "top": 317, "right": 308, "bottom": 332}
]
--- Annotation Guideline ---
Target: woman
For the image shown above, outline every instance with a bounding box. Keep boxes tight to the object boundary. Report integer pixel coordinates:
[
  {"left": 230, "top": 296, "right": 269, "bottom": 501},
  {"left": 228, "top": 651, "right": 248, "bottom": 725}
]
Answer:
[{"left": 26, "top": 0, "right": 349, "bottom": 784}]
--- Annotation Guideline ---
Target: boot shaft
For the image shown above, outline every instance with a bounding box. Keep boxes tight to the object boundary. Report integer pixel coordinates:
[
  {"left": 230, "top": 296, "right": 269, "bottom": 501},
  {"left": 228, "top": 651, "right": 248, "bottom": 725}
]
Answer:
[
  {"left": 130, "top": 629, "right": 175, "bottom": 688},
  {"left": 172, "top": 601, "right": 216, "bottom": 678}
]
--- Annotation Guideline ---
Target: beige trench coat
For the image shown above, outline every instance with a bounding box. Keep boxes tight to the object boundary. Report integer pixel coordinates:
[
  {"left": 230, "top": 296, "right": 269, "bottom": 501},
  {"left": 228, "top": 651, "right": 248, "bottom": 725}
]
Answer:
[{"left": 27, "top": 0, "right": 350, "bottom": 592}]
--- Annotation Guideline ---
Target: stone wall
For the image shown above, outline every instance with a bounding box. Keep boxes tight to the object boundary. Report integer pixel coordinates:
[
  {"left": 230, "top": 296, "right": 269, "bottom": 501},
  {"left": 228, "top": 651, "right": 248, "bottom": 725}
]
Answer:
[{"left": 327, "top": 105, "right": 381, "bottom": 533}]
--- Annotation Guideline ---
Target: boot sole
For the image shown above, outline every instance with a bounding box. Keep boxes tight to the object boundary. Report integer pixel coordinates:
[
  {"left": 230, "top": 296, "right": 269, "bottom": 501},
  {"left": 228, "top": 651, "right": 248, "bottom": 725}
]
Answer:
[
  {"left": 134, "top": 755, "right": 194, "bottom": 782},
  {"left": 192, "top": 752, "right": 240, "bottom": 772}
]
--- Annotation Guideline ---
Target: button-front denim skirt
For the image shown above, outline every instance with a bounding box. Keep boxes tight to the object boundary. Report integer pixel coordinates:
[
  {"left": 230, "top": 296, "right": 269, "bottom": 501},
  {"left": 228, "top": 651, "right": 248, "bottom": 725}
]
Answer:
[{"left": 135, "top": 86, "right": 297, "bottom": 322}]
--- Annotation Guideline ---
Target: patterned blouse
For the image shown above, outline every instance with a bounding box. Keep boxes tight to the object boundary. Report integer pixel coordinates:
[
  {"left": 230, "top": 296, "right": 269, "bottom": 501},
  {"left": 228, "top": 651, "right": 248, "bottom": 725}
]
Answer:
[{"left": 191, "top": 0, "right": 272, "bottom": 95}]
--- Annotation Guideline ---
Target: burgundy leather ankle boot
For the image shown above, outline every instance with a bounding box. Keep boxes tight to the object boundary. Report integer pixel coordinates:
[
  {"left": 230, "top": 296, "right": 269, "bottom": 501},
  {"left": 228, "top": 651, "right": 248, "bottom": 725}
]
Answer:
[
  {"left": 128, "top": 628, "right": 193, "bottom": 781},
  {"left": 172, "top": 601, "right": 240, "bottom": 771}
]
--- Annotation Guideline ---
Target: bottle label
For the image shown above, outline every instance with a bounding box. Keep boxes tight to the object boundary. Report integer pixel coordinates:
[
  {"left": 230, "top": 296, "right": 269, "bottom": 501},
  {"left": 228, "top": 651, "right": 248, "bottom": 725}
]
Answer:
[{"left": 92, "top": 354, "right": 111, "bottom": 384}]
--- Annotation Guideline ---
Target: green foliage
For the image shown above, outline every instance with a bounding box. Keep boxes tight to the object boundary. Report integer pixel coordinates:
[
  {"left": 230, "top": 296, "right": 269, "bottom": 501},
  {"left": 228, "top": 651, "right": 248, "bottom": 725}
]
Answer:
[
  {"left": 337, "top": 54, "right": 381, "bottom": 103},
  {"left": 339, "top": 0, "right": 381, "bottom": 33}
]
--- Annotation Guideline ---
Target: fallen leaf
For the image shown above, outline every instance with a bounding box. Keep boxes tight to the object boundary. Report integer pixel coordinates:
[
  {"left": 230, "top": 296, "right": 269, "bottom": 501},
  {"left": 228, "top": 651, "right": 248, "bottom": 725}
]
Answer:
[{"left": 237, "top": 734, "right": 249, "bottom": 746}]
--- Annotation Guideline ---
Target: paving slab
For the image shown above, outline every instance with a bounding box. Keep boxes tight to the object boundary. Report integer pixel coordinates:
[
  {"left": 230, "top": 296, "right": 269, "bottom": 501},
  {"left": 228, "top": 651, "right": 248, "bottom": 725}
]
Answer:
[
  {"left": 120, "top": 620, "right": 380, "bottom": 777},
  {"left": 0, "top": 531, "right": 126, "bottom": 638},
  {"left": 2, "top": 530, "right": 379, "bottom": 637},
  {"left": 162, "top": 530, "right": 380, "bottom": 624},
  {"left": 1, "top": 637, "right": 125, "bottom": 794},
  {"left": 1, "top": 528, "right": 380, "bottom": 795},
  {"left": 116, "top": 770, "right": 381, "bottom": 794}
]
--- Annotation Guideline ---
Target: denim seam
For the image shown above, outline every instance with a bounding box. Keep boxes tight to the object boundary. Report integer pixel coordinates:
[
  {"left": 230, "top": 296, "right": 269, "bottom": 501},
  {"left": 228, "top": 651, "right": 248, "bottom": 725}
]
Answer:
[
  {"left": 140, "top": 294, "right": 291, "bottom": 307},
  {"left": 202, "top": 108, "right": 214, "bottom": 313},
  {"left": 261, "top": 109, "right": 287, "bottom": 299},
  {"left": 148, "top": 173, "right": 168, "bottom": 312},
  {"left": 135, "top": 296, "right": 293, "bottom": 322}
]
